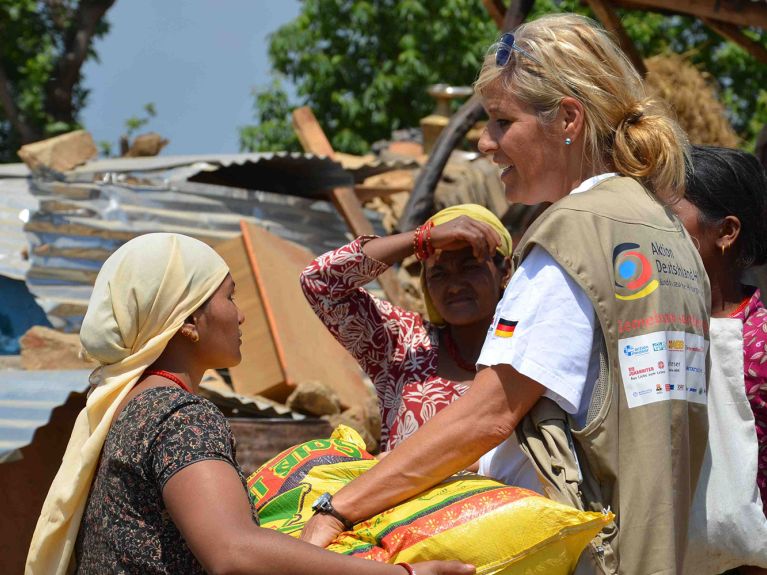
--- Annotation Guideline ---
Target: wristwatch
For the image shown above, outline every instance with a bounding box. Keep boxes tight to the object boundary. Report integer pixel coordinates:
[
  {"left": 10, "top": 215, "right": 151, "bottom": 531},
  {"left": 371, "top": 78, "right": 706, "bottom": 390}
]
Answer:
[{"left": 311, "top": 492, "right": 354, "bottom": 530}]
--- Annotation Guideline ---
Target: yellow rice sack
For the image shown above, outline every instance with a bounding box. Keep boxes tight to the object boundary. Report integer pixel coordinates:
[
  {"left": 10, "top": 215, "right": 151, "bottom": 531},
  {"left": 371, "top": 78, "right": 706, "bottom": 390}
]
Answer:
[{"left": 248, "top": 426, "right": 612, "bottom": 575}]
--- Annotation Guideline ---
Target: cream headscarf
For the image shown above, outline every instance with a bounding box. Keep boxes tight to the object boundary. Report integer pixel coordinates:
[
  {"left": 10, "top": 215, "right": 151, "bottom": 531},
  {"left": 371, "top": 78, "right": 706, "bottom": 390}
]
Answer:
[
  {"left": 25, "top": 233, "right": 229, "bottom": 575},
  {"left": 421, "top": 204, "right": 513, "bottom": 325}
]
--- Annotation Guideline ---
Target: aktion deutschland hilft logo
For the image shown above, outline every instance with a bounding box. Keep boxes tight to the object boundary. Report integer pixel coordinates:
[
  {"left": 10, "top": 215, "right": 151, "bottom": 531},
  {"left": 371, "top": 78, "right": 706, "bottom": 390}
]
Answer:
[{"left": 612, "top": 242, "right": 659, "bottom": 301}]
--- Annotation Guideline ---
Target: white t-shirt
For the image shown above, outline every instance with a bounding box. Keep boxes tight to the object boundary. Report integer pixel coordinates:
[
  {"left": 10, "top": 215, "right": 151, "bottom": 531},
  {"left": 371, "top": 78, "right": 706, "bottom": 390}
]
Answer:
[{"left": 476, "top": 173, "right": 617, "bottom": 491}]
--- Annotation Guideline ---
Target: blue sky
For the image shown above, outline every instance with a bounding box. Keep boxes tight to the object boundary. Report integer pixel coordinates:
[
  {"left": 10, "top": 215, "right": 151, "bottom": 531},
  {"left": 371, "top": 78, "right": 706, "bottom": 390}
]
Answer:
[{"left": 81, "top": 1, "right": 301, "bottom": 156}]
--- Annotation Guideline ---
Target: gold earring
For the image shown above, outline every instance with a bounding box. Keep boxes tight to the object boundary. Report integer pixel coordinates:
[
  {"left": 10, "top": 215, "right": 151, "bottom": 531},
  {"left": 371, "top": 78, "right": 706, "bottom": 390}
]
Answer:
[
  {"left": 181, "top": 326, "right": 199, "bottom": 343},
  {"left": 721, "top": 244, "right": 727, "bottom": 256}
]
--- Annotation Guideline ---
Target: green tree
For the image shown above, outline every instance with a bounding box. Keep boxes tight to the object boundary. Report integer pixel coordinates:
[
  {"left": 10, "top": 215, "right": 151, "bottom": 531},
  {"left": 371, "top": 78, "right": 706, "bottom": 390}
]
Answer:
[
  {"left": 0, "top": 0, "right": 115, "bottom": 161},
  {"left": 241, "top": 0, "right": 498, "bottom": 154},
  {"left": 243, "top": 0, "right": 767, "bottom": 154}
]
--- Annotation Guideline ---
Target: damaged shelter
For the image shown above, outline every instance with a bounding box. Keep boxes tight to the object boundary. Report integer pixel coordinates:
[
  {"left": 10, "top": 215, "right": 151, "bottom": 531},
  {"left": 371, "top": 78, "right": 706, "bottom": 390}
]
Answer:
[{"left": 0, "top": 132, "right": 433, "bottom": 572}]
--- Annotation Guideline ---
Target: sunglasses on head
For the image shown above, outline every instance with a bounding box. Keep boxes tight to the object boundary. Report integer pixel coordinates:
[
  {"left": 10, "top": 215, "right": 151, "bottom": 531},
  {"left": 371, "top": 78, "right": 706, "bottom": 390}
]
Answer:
[{"left": 495, "top": 32, "right": 542, "bottom": 67}]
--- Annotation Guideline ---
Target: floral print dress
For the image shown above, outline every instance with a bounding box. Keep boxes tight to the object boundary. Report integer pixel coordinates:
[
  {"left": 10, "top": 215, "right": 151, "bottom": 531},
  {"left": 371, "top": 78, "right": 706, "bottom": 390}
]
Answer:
[
  {"left": 300, "top": 237, "right": 469, "bottom": 451},
  {"left": 730, "top": 288, "right": 767, "bottom": 514}
]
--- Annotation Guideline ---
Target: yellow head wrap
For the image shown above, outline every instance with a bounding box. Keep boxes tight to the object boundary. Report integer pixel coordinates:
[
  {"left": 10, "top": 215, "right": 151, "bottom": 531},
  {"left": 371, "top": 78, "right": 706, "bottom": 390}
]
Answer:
[
  {"left": 421, "top": 204, "right": 512, "bottom": 325},
  {"left": 26, "top": 233, "right": 229, "bottom": 575}
]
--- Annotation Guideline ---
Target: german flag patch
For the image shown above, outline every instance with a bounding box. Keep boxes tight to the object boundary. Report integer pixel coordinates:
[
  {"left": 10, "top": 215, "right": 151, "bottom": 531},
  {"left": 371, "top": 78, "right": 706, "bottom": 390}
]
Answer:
[{"left": 494, "top": 318, "right": 517, "bottom": 338}]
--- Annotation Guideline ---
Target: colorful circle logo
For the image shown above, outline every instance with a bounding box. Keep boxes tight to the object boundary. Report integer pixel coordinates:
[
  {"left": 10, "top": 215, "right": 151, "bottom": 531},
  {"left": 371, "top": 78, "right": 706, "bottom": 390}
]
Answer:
[{"left": 612, "top": 242, "right": 659, "bottom": 301}]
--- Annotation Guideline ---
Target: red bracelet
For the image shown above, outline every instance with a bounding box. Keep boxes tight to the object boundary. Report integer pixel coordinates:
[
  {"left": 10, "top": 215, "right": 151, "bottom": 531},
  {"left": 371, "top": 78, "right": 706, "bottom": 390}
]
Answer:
[
  {"left": 414, "top": 221, "right": 435, "bottom": 261},
  {"left": 396, "top": 563, "right": 416, "bottom": 575},
  {"left": 424, "top": 220, "right": 434, "bottom": 258}
]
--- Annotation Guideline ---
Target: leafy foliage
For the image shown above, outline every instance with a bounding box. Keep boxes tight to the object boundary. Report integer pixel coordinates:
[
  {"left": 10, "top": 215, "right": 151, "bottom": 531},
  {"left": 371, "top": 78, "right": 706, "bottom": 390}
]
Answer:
[
  {"left": 0, "top": 0, "right": 113, "bottom": 161},
  {"left": 239, "top": 77, "right": 301, "bottom": 153},
  {"left": 241, "top": 0, "right": 498, "bottom": 153},
  {"left": 242, "top": 0, "right": 767, "bottom": 153}
]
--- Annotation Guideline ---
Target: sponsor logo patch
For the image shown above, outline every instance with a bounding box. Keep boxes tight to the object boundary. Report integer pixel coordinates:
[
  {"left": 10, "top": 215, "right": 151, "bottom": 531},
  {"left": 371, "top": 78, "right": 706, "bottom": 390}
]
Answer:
[{"left": 613, "top": 242, "right": 660, "bottom": 301}]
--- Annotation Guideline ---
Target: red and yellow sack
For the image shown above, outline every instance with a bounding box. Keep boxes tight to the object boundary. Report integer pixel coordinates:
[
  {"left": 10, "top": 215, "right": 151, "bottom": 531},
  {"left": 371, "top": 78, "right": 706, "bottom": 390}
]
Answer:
[{"left": 248, "top": 426, "right": 612, "bottom": 575}]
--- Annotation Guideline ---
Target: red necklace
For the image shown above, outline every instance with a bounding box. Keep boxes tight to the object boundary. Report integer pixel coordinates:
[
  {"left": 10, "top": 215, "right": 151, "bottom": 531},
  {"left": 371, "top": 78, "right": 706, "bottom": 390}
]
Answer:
[
  {"left": 729, "top": 294, "right": 753, "bottom": 318},
  {"left": 142, "top": 369, "right": 192, "bottom": 393},
  {"left": 442, "top": 329, "right": 477, "bottom": 373}
]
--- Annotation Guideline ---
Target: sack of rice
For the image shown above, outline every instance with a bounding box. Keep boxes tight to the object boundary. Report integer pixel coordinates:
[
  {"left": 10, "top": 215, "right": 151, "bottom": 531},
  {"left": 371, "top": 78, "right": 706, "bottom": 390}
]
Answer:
[{"left": 248, "top": 426, "right": 612, "bottom": 575}]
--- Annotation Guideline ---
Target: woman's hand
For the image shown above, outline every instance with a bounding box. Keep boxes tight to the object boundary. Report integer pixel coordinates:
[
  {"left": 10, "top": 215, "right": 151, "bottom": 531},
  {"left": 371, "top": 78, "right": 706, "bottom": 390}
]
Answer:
[
  {"left": 300, "top": 512, "right": 345, "bottom": 548},
  {"left": 410, "top": 561, "right": 476, "bottom": 575},
  {"left": 429, "top": 216, "right": 502, "bottom": 260},
  {"left": 300, "top": 516, "right": 476, "bottom": 574}
]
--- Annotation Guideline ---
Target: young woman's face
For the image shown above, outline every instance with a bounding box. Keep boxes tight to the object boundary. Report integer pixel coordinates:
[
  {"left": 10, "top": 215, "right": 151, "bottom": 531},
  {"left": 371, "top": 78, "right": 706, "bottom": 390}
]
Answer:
[
  {"left": 479, "top": 81, "right": 571, "bottom": 206},
  {"left": 194, "top": 274, "right": 244, "bottom": 368},
  {"left": 424, "top": 247, "right": 506, "bottom": 326}
]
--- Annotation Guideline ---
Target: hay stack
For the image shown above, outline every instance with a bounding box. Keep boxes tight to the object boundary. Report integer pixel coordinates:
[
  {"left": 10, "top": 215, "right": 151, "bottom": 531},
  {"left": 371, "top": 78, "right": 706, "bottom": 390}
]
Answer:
[{"left": 645, "top": 54, "right": 740, "bottom": 148}]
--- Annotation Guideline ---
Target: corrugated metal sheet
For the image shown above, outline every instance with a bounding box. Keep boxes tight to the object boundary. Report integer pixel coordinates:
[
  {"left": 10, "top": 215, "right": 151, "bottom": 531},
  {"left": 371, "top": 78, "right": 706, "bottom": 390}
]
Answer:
[
  {"left": 14, "top": 154, "right": 386, "bottom": 331},
  {"left": 0, "top": 152, "right": 420, "bottom": 191},
  {"left": 198, "top": 379, "right": 304, "bottom": 420},
  {"left": 0, "top": 163, "right": 30, "bottom": 177},
  {"left": 0, "top": 368, "right": 305, "bottom": 463},
  {"left": 0, "top": 369, "right": 90, "bottom": 463},
  {"left": 0, "top": 178, "right": 37, "bottom": 280}
]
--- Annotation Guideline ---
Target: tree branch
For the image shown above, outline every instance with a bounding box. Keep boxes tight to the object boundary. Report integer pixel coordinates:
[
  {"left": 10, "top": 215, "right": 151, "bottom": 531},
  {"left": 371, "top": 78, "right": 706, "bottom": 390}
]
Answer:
[
  {"left": 45, "top": 0, "right": 116, "bottom": 123},
  {"left": 0, "top": 54, "right": 40, "bottom": 143}
]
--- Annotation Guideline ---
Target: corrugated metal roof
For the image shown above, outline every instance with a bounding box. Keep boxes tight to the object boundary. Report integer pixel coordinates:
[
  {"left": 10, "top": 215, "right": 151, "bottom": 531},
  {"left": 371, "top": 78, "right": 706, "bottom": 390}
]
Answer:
[
  {"left": 1, "top": 152, "right": 391, "bottom": 332},
  {"left": 0, "top": 369, "right": 90, "bottom": 463},
  {"left": 0, "top": 152, "right": 419, "bottom": 190},
  {"left": 22, "top": 177, "right": 385, "bottom": 331}
]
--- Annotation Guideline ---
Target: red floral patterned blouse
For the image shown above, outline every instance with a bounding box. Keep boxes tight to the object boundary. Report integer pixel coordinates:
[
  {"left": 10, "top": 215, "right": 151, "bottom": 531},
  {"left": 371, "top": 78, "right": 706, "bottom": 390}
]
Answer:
[
  {"left": 730, "top": 288, "right": 767, "bottom": 514},
  {"left": 300, "top": 237, "right": 468, "bottom": 451}
]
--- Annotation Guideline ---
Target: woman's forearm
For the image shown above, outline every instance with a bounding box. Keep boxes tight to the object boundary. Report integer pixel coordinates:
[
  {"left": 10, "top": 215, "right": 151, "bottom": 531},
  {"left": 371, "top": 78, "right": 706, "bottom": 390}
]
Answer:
[
  {"left": 331, "top": 365, "right": 545, "bottom": 523},
  {"left": 361, "top": 232, "right": 416, "bottom": 266},
  {"left": 225, "top": 527, "right": 408, "bottom": 575}
]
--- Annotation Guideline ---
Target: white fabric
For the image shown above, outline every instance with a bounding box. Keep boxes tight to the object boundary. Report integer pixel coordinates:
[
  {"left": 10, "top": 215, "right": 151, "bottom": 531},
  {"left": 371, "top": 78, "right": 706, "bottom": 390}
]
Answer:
[
  {"left": 475, "top": 174, "right": 618, "bottom": 488},
  {"left": 476, "top": 246, "right": 598, "bottom": 489},
  {"left": 682, "top": 317, "right": 767, "bottom": 573}
]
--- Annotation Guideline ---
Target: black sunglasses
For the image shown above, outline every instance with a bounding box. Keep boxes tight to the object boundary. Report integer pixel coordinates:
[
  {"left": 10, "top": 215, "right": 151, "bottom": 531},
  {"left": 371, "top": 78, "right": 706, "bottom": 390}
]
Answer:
[{"left": 495, "top": 32, "right": 541, "bottom": 67}]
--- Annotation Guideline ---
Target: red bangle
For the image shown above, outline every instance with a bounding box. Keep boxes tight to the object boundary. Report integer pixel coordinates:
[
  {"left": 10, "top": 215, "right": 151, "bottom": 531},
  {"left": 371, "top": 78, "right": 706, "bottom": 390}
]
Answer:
[
  {"left": 414, "top": 221, "right": 435, "bottom": 262},
  {"left": 396, "top": 563, "right": 416, "bottom": 575},
  {"left": 424, "top": 220, "right": 434, "bottom": 257}
]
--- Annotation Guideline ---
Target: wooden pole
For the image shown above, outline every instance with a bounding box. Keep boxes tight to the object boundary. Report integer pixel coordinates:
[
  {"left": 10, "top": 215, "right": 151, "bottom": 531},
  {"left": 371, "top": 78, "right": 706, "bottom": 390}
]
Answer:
[
  {"left": 585, "top": 0, "right": 648, "bottom": 76},
  {"left": 291, "top": 106, "right": 404, "bottom": 306}
]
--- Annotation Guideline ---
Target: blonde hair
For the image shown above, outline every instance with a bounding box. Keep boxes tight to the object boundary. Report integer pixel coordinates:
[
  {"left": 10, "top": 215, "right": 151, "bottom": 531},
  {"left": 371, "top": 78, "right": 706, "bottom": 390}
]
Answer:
[{"left": 474, "top": 13, "right": 689, "bottom": 199}]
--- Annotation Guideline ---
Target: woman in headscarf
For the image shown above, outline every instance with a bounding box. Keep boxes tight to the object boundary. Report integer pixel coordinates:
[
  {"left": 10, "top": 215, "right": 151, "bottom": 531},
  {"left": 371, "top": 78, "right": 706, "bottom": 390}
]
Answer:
[
  {"left": 301, "top": 204, "right": 512, "bottom": 453},
  {"left": 25, "top": 233, "right": 474, "bottom": 575}
]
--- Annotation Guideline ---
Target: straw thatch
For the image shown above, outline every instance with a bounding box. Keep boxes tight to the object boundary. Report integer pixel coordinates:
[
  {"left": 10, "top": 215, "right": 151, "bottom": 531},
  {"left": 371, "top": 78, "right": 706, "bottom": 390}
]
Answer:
[{"left": 645, "top": 54, "right": 740, "bottom": 148}]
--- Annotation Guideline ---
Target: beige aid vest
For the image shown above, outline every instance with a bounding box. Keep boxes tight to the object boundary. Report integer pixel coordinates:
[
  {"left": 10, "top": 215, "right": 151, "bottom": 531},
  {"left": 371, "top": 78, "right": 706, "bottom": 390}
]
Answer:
[{"left": 513, "top": 177, "right": 711, "bottom": 575}]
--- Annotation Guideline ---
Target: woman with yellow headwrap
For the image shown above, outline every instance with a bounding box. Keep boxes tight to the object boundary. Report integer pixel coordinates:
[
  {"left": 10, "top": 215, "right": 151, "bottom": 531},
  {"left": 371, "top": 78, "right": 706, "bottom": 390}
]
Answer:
[
  {"left": 26, "top": 233, "right": 473, "bottom": 575},
  {"left": 301, "top": 204, "right": 512, "bottom": 452}
]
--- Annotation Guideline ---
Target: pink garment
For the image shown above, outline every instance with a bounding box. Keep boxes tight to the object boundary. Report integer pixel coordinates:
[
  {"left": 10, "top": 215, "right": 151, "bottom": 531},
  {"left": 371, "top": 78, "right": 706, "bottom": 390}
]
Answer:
[
  {"left": 730, "top": 288, "right": 767, "bottom": 514},
  {"left": 300, "top": 237, "right": 468, "bottom": 451}
]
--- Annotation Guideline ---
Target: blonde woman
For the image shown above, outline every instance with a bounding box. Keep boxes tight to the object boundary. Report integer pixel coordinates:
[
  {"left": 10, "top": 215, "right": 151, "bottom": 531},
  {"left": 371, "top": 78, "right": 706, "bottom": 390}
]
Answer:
[
  {"left": 25, "top": 233, "right": 474, "bottom": 575},
  {"left": 302, "top": 14, "right": 709, "bottom": 574}
]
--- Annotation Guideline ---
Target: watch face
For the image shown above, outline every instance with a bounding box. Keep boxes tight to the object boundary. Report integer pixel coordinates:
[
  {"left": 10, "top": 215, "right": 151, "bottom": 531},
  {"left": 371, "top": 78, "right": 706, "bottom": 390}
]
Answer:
[{"left": 312, "top": 493, "right": 330, "bottom": 512}]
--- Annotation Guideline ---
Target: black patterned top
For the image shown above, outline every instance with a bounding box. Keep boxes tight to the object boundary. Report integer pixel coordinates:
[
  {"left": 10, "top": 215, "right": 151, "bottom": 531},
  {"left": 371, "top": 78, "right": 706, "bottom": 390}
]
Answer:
[{"left": 75, "top": 386, "right": 257, "bottom": 574}]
